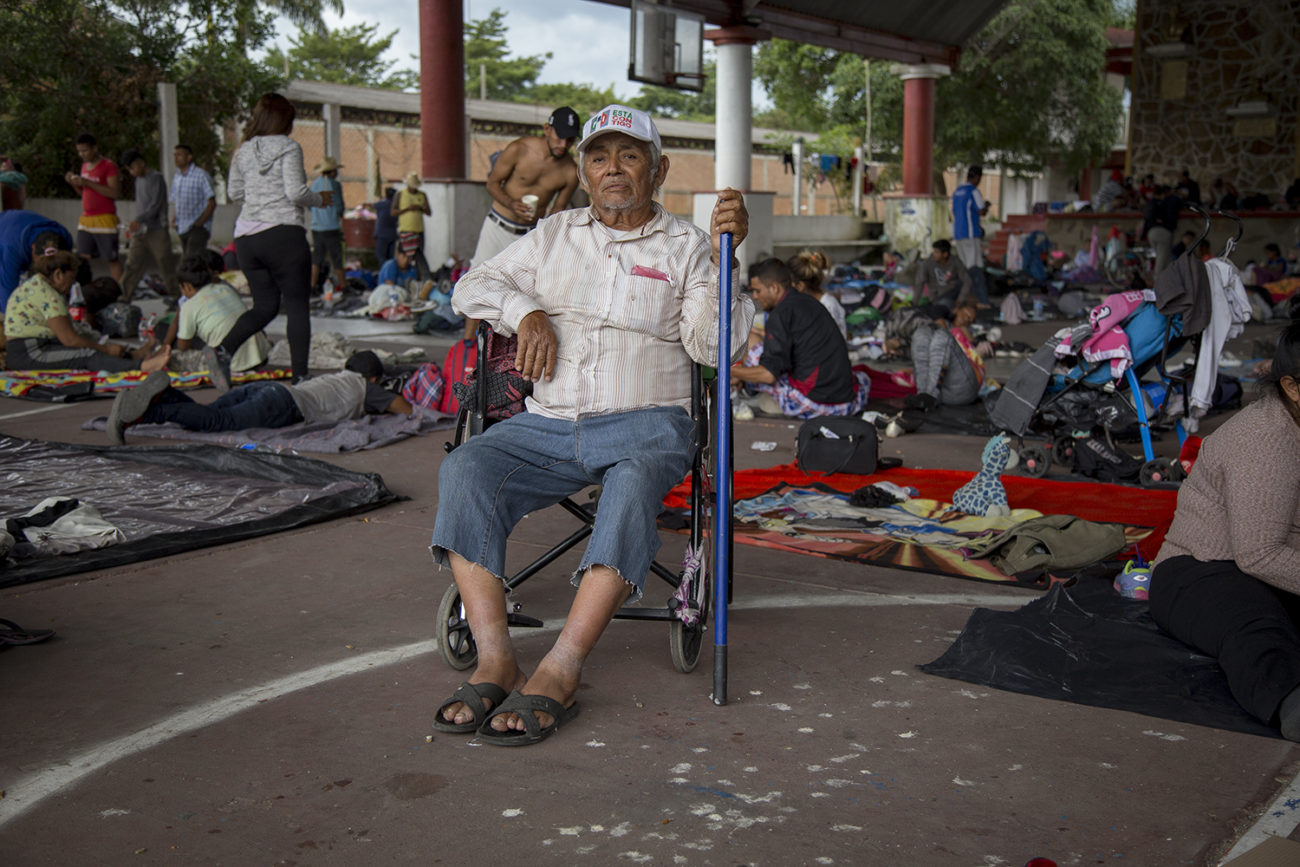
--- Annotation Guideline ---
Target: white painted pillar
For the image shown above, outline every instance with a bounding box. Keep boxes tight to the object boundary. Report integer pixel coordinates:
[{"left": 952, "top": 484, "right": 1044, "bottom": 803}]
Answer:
[
  {"left": 852, "top": 144, "right": 864, "bottom": 216},
  {"left": 322, "top": 103, "right": 342, "bottom": 161},
  {"left": 366, "top": 128, "right": 377, "bottom": 199},
  {"left": 713, "top": 40, "right": 752, "bottom": 191},
  {"left": 157, "top": 82, "right": 178, "bottom": 189},
  {"left": 792, "top": 138, "right": 804, "bottom": 216}
]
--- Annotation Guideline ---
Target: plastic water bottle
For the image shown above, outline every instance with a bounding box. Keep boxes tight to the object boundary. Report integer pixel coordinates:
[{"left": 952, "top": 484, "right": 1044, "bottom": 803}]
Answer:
[
  {"left": 1032, "top": 298, "right": 1044, "bottom": 319},
  {"left": 138, "top": 312, "right": 157, "bottom": 341}
]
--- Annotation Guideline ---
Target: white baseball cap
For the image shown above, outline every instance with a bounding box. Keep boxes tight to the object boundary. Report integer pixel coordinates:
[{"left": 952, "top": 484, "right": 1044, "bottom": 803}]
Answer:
[{"left": 577, "top": 104, "right": 661, "bottom": 154}]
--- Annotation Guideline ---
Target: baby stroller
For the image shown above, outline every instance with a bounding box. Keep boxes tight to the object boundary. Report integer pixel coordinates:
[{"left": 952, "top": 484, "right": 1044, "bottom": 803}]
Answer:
[{"left": 989, "top": 208, "right": 1218, "bottom": 486}]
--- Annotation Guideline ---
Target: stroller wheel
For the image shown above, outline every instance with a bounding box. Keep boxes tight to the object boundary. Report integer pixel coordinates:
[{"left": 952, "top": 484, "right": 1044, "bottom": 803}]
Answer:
[
  {"left": 1020, "top": 444, "right": 1051, "bottom": 478},
  {"left": 1051, "top": 436, "right": 1076, "bottom": 467},
  {"left": 1139, "top": 457, "right": 1182, "bottom": 488}
]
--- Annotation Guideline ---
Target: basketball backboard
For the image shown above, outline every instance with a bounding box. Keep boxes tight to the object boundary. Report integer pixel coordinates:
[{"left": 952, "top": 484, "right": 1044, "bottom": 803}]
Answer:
[{"left": 629, "top": 0, "right": 704, "bottom": 92}]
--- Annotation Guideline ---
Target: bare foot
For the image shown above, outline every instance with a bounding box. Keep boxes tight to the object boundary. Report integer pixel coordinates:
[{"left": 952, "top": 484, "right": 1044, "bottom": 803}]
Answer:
[
  {"left": 141, "top": 344, "right": 171, "bottom": 373},
  {"left": 489, "top": 660, "right": 579, "bottom": 733},
  {"left": 440, "top": 663, "right": 527, "bottom": 727}
]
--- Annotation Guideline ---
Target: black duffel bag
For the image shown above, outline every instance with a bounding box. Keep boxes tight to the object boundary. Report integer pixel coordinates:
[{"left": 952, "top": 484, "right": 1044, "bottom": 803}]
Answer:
[{"left": 796, "top": 416, "right": 900, "bottom": 476}]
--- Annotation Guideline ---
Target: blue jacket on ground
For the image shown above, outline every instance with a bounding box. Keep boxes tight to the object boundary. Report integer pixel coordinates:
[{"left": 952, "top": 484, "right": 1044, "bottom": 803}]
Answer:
[{"left": 0, "top": 211, "right": 72, "bottom": 313}]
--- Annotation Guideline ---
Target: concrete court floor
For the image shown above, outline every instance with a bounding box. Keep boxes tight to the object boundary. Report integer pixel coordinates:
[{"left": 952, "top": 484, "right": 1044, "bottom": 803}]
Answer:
[{"left": 0, "top": 310, "right": 1296, "bottom": 867}]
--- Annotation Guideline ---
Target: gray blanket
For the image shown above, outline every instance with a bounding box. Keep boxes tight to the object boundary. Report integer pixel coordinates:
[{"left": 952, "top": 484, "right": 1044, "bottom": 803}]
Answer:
[{"left": 82, "top": 407, "right": 454, "bottom": 453}]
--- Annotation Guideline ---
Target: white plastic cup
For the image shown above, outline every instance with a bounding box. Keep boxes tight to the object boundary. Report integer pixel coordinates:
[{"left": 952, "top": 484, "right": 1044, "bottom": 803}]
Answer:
[{"left": 521, "top": 194, "right": 540, "bottom": 219}]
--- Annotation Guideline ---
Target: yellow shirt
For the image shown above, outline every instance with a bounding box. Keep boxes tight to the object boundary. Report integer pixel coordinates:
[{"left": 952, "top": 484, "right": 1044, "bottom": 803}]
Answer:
[
  {"left": 4, "top": 273, "right": 67, "bottom": 340},
  {"left": 396, "top": 189, "right": 427, "bottom": 234}
]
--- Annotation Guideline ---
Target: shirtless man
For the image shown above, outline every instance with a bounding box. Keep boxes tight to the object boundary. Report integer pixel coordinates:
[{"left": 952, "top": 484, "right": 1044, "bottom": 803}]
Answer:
[{"left": 470, "top": 106, "right": 581, "bottom": 268}]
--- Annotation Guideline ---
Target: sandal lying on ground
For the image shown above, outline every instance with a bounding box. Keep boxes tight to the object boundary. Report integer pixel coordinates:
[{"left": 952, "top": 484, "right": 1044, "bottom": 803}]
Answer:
[
  {"left": 476, "top": 691, "right": 580, "bottom": 747},
  {"left": 0, "top": 618, "right": 55, "bottom": 646},
  {"left": 432, "top": 681, "right": 509, "bottom": 734}
]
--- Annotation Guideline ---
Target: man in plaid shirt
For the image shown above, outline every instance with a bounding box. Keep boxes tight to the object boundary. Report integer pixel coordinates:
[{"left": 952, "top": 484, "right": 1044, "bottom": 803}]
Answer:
[{"left": 170, "top": 144, "right": 216, "bottom": 258}]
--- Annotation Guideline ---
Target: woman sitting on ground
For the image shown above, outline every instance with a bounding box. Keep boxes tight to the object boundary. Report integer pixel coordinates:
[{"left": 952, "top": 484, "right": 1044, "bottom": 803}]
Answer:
[
  {"left": 903, "top": 298, "right": 992, "bottom": 413},
  {"left": 1149, "top": 322, "right": 1300, "bottom": 739},
  {"left": 3, "top": 249, "right": 169, "bottom": 372},
  {"left": 787, "top": 250, "right": 847, "bottom": 339}
]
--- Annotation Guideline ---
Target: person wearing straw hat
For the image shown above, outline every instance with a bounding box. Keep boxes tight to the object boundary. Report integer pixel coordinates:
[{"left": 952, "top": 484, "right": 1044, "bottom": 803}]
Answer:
[
  {"left": 309, "top": 155, "right": 346, "bottom": 292},
  {"left": 392, "top": 171, "right": 431, "bottom": 278},
  {"left": 430, "top": 104, "right": 753, "bottom": 746}
]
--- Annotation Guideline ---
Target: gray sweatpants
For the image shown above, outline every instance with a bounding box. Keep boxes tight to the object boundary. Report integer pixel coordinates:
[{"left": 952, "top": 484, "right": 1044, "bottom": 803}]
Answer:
[
  {"left": 5, "top": 337, "right": 140, "bottom": 373},
  {"left": 912, "top": 325, "right": 980, "bottom": 406}
]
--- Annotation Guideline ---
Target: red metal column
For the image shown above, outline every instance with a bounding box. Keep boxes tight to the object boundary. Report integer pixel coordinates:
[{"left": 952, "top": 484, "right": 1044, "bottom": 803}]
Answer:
[
  {"left": 419, "top": 0, "right": 465, "bottom": 180},
  {"left": 902, "top": 75, "right": 936, "bottom": 196}
]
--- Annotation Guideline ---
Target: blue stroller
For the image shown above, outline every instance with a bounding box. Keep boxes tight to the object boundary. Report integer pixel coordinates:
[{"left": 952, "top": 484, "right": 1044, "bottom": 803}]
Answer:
[{"left": 989, "top": 208, "right": 1220, "bottom": 486}]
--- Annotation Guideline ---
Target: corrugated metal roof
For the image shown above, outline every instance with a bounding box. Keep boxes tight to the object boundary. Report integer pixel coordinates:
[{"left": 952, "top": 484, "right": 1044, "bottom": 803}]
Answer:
[{"left": 281, "top": 80, "right": 816, "bottom": 144}]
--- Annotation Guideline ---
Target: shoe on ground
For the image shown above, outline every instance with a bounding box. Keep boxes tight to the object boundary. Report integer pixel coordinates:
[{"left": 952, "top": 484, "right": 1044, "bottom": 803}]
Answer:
[
  {"left": 1113, "top": 559, "right": 1151, "bottom": 600},
  {"left": 903, "top": 392, "right": 939, "bottom": 412},
  {"left": 107, "top": 370, "right": 171, "bottom": 445},
  {"left": 202, "top": 345, "right": 232, "bottom": 394},
  {"left": 897, "top": 408, "right": 926, "bottom": 433}
]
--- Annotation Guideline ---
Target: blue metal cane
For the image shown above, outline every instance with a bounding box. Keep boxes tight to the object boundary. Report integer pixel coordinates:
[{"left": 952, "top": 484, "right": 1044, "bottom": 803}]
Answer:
[{"left": 713, "top": 232, "right": 733, "bottom": 706}]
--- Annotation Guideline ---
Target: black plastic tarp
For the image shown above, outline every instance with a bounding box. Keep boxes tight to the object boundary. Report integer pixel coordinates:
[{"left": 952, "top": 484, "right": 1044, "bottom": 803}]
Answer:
[
  {"left": 920, "top": 578, "right": 1278, "bottom": 739},
  {"left": 0, "top": 436, "right": 398, "bottom": 588}
]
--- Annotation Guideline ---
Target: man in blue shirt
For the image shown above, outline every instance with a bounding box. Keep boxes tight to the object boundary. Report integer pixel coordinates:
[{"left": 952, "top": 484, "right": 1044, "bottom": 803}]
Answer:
[
  {"left": 372, "top": 185, "right": 398, "bottom": 265},
  {"left": 951, "top": 165, "right": 990, "bottom": 270},
  {"left": 309, "top": 156, "right": 346, "bottom": 291},
  {"left": 377, "top": 246, "right": 419, "bottom": 289},
  {"left": 169, "top": 144, "right": 216, "bottom": 259}
]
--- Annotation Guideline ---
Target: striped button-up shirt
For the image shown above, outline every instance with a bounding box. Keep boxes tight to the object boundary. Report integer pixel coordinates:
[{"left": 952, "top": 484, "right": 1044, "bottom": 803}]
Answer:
[
  {"left": 453, "top": 204, "right": 754, "bottom": 420},
  {"left": 170, "top": 165, "right": 215, "bottom": 233}
]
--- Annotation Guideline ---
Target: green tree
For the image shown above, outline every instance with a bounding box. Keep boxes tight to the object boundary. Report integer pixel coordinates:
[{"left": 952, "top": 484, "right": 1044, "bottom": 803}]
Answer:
[
  {"left": 266, "top": 22, "right": 419, "bottom": 90},
  {"left": 0, "top": 0, "right": 282, "bottom": 197},
  {"left": 464, "top": 8, "right": 550, "bottom": 100},
  {"left": 754, "top": 0, "right": 1122, "bottom": 183},
  {"left": 527, "top": 83, "right": 619, "bottom": 121}
]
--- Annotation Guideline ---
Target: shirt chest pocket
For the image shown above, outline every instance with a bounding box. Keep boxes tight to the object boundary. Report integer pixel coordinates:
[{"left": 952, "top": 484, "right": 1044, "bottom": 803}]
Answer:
[{"left": 607, "top": 273, "right": 682, "bottom": 339}]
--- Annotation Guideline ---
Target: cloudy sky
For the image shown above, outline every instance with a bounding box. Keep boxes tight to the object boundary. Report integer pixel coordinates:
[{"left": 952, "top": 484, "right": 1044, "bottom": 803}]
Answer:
[{"left": 271, "top": 0, "right": 674, "bottom": 100}]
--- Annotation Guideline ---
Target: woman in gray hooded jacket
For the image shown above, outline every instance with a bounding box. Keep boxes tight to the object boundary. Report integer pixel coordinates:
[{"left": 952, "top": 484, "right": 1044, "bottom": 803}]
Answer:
[{"left": 207, "top": 93, "right": 329, "bottom": 387}]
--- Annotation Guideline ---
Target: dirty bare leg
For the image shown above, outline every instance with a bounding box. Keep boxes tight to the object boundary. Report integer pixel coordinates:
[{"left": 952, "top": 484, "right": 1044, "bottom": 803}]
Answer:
[
  {"left": 491, "top": 564, "right": 631, "bottom": 732},
  {"left": 440, "top": 551, "right": 527, "bottom": 726}
]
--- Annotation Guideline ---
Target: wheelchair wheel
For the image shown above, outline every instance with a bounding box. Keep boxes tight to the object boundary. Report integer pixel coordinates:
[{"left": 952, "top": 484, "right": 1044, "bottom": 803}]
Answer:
[
  {"left": 436, "top": 582, "right": 477, "bottom": 670},
  {"left": 669, "top": 619, "right": 705, "bottom": 674},
  {"left": 1020, "top": 444, "right": 1051, "bottom": 478}
]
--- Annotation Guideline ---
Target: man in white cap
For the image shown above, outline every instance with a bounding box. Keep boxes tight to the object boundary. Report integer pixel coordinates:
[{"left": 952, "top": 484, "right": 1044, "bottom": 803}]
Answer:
[
  {"left": 470, "top": 106, "right": 582, "bottom": 269},
  {"left": 309, "top": 156, "right": 346, "bottom": 291},
  {"left": 430, "top": 104, "right": 753, "bottom": 746}
]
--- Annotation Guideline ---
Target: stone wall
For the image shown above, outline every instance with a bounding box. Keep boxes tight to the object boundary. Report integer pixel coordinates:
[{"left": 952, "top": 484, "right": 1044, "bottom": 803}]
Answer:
[{"left": 1130, "top": 0, "right": 1299, "bottom": 200}]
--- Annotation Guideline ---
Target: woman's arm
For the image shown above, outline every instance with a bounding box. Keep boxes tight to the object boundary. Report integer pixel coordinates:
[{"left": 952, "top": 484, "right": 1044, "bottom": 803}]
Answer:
[{"left": 47, "top": 315, "right": 124, "bottom": 355}]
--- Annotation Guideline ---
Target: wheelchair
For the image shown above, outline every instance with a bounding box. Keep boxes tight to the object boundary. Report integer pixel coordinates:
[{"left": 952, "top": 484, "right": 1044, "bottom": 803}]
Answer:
[{"left": 435, "top": 322, "right": 727, "bottom": 674}]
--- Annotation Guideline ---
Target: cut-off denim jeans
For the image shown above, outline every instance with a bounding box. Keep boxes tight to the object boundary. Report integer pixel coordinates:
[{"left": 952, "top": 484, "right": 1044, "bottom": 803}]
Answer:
[{"left": 430, "top": 406, "right": 695, "bottom": 602}]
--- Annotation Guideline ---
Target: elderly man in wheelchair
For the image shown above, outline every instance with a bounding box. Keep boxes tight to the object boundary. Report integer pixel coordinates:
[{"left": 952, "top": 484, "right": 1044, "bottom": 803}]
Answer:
[{"left": 430, "top": 105, "right": 755, "bottom": 746}]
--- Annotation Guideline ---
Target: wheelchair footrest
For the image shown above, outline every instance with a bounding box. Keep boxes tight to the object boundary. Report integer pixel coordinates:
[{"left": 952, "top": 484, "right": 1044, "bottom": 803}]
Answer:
[{"left": 506, "top": 613, "right": 544, "bottom": 628}]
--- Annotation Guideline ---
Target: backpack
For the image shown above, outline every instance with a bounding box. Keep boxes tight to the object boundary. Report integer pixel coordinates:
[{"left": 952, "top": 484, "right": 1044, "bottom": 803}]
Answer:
[
  {"left": 439, "top": 338, "right": 477, "bottom": 416},
  {"left": 96, "top": 301, "right": 142, "bottom": 338},
  {"left": 450, "top": 331, "right": 533, "bottom": 421}
]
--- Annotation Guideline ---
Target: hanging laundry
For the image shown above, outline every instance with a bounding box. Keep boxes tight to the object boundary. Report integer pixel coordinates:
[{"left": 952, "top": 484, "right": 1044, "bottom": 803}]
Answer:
[
  {"left": 819, "top": 154, "right": 841, "bottom": 174},
  {"left": 783, "top": 152, "right": 794, "bottom": 174}
]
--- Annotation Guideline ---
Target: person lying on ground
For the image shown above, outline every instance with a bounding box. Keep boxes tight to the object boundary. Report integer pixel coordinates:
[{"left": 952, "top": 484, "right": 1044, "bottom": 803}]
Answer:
[
  {"left": 731, "top": 256, "right": 868, "bottom": 419},
  {"left": 788, "top": 249, "right": 846, "bottom": 339},
  {"left": 159, "top": 253, "right": 269, "bottom": 374},
  {"left": 4, "top": 249, "right": 169, "bottom": 373},
  {"left": 912, "top": 239, "right": 973, "bottom": 307},
  {"left": 1149, "top": 321, "right": 1300, "bottom": 740},
  {"left": 903, "top": 298, "right": 992, "bottom": 415},
  {"left": 106, "top": 349, "right": 411, "bottom": 444},
  {"left": 430, "top": 104, "right": 753, "bottom": 745}
]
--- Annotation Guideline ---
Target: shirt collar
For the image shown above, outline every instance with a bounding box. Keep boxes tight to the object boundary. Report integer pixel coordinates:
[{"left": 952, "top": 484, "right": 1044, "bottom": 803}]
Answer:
[{"left": 575, "top": 202, "right": 687, "bottom": 239}]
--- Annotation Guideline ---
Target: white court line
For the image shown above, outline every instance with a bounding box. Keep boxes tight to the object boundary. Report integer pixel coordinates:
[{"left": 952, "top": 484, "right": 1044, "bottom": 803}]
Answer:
[
  {"left": 1220, "top": 772, "right": 1300, "bottom": 863},
  {"left": 0, "top": 590, "right": 1047, "bottom": 829},
  {"left": 0, "top": 404, "right": 73, "bottom": 421}
]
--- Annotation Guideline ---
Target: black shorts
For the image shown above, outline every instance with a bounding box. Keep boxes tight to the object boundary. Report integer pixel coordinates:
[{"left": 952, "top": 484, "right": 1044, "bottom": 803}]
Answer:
[
  {"left": 311, "top": 230, "right": 343, "bottom": 269},
  {"left": 76, "top": 230, "right": 120, "bottom": 261}
]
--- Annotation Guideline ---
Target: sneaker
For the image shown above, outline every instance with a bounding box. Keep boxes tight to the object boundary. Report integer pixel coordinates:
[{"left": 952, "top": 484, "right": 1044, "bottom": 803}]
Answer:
[
  {"left": 107, "top": 370, "right": 171, "bottom": 445},
  {"left": 202, "top": 345, "right": 232, "bottom": 394},
  {"left": 1113, "top": 559, "right": 1152, "bottom": 600}
]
